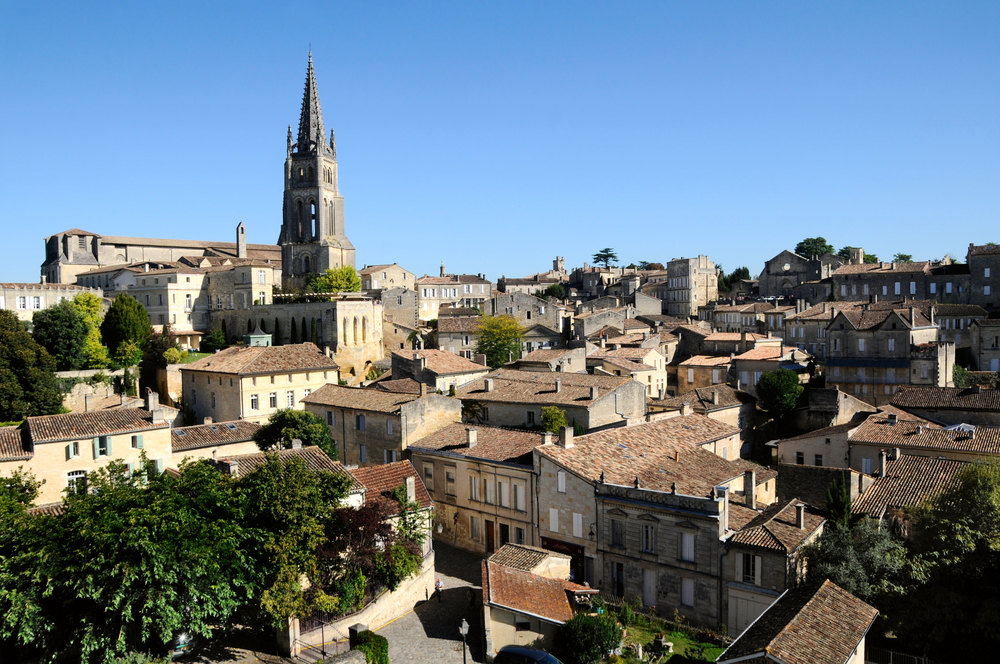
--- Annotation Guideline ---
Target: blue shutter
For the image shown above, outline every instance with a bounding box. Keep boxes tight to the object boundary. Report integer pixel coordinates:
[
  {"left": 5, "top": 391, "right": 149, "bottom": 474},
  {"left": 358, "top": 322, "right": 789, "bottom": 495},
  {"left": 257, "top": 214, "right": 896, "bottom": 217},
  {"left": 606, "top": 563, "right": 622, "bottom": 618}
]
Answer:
[
  {"left": 137, "top": 434, "right": 144, "bottom": 449},
  {"left": 127, "top": 462, "right": 136, "bottom": 476},
  {"left": 155, "top": 458, "right": 165, "bottom": 474},
  {"left": 105, "top": 436, "right": 112, "bottom": 456},
  {"left": 65, "top": 444, "right": 71, "bottom": 461},
  {"left": 92, "top": 437, "right": 100, "bottom": 458}
]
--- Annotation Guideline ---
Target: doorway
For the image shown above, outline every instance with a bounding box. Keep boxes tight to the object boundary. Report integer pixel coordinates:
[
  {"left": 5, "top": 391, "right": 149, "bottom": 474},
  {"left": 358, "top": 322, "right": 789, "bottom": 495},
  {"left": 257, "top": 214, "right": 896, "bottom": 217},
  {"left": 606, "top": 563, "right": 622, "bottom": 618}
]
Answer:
[
  {"left": 642, "top": 569, "right": 656, "bottom": 607},
  {"left": 612, "top": 562, "right": 625, "bottom": 598},
  {"left": 486, "top": 521, "right": 495, "bottom": 553},
  {"left": 499, "top": 523, "right": 510, "bottom": 548}
]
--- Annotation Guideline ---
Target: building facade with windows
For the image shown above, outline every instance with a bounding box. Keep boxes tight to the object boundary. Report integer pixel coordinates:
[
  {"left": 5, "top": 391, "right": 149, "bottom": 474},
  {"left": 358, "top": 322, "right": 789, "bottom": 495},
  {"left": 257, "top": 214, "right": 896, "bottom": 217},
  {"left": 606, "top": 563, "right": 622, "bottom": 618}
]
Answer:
[
  {"left": 302, "top": 384, "right": 461, "bottom": 467},
  {"left": 180, "top": 343, "right": 339, "bottom": 425},
  {"left": 665, "top": 256, "right": 718, "bottom": 318},
  {"left": 0, "top": 282, "right": 103, "bottom": 322},
  {"left": 359, "top": 263, "right": 415, "bottom": 292},
  {"left": 415, "top": 268, "right": 493, "bottom": 322},
  {"left": 968, "top": 243, "right": 1000, "bottom": 309}
]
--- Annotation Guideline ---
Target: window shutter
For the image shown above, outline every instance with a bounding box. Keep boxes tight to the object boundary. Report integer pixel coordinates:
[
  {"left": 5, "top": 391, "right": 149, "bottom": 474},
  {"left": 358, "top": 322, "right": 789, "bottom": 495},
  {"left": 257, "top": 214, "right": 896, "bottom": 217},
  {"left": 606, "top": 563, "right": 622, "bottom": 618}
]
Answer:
[
  {"left": 736, "top": 554, "right": 743, "bottom": 580},
  {"left": 106, "top": 437, "right": 112, "bottom": 456},
  {"left": 65, "top": 444, "right": 72, "bottom": 461},
  {"left": 92, "top": 437, "right": 100, "bottom": 458},
  {"left": 155, "top": 458, "right": 165, "bottom": 474},
  {"left": 127, "top": 462, "right": 136, "bottom": 476},
  {"left": 754, "top": 556, "right": 762, "bottom": 586},
  {"left": 137, "top": 435, "right": 144, "bottom": 449}
]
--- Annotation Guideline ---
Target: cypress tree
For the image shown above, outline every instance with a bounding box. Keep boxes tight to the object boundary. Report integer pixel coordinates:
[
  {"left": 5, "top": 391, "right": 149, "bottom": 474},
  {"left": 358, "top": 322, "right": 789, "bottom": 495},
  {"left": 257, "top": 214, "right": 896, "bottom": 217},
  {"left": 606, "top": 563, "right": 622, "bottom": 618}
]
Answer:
[
  {"left": 310, "top": 317, "right": 318, "bottom": 345},
  {"left": 100, "top": 294, "right": 153, "bottom": 358},
  {"left": 301, "top": 318, "right": 308, "bottom": 345},
  {"left": 289, "top": 318, "right": 298, "bottom": 344},
  {"left": 273, "top": 318, "right": 282, "bottom": 345},
  {"left": 220, "top": 319, "right": 228, "bottom": 343}
]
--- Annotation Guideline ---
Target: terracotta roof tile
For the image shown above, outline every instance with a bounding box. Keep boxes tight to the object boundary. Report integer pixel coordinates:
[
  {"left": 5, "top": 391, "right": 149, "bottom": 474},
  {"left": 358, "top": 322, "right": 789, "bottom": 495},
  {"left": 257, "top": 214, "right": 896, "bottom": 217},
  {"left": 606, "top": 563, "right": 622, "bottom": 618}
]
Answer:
[
  {"left": 834, "top": 261, "right": 931, "bottom": 275},
  {"left": 729, "top": 499, "right": 825, "bottom": 553},
  {"left": 302, "top": 384, "right": 421, "bottom": 414},
  {"left": 350, "top": 460, "right": 432, "bottom": 511},
  {"left": 733, "top": 345, "right": 800, "bottom": 361},
  {"left": 172, "top": 420, "right": 261, "bottom": 453},
  {"left": 519, "top": 348, "right": 577, "bottom": 363},
  {"left": 458, "top": 369, "right": 631, "bottom": 407},
  {"left": 483, "top": 560, "right": 594, "bottom": 623},
  {"left": 719, "top": 580, "right": 878, "bottom": 664},
  {"left": 489, "top": 544, "right": 569, "bottom": 572},
  {"left": 854, "top": 455, "right": 966, "bottom": 517},
  {"left": 678, "top": 355, "right": 731, "bottom": 367},
  {"left": 850, "top": 416, "right": 1000, "bottom": 455},
  {"left": 394, "top": 349, "right": 488, "bottom": 376},
  {"left": 704, "top": 332, "right": 766, "bottom": 342},
  {"left": 25, "top": 409, "right": 164, "bottom": 444},
  {"left": 218, "top": 446, "right": 363, "bottom": 492},
  {"left": 0, "top": 426, "right": 29, "bottom": 461},
  {"left": 182, "top": 343, "right": 339, "bottom": 376},
  {"left": 437, "top": 317, "right": 483, "bottom": 333},
  {"left": 653, "top": 385, "right": 755, "bottom": 410},
  {"left": 968, "top": 244, "right": 1000, "bottom": 256},
  {"left": 410, "top": 424, "right": 546, "bottom": 463},
  {"left": 370, "top": 378, "right": 423, "bottom": 395},
  {"left": 890, "top": 385, "right": 1000, "bottom": 412}
]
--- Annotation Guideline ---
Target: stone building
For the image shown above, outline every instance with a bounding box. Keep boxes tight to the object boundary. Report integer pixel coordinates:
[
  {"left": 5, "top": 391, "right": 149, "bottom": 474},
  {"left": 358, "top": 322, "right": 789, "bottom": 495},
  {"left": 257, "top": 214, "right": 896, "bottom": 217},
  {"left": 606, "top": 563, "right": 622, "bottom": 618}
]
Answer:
[
  {"left": 676, "top": 355, "right": 732, "bottom": 393},
  {"left": 180, "top": 343, "right": 340, "bottom": 424},
  {"left": 510, "top": 347, "right": 587, "bottom": 373},
  {"left": 359, "top": 263, "right": 415, "bottom": 292},
  {"left": 170, "top": 419, "right": 264, "bottom": 464},
  {"left": 489, "top": 291, "right": 572, "bottom": 340},
  {"left": 496, "top": 273, "right": 564, "bottom": 296},
  {"left": 588, "top": 347, "right": 667, "bottom": 397},
  {"left": 971, "top": 319, "right": 1000, "bottom": 372},
  {"left": 665, "top": 255, "right": 718, "bottom": 317},
  {"left": 848, "top": 414, "right": 1000, "bottom": 474},
  {"left": 435, "top": 316, "right": 482, "bottom": 359},
  {"left": 301, "top": 384, "right": 461, "bottom": 466},
  {"left": 968, "top": 243, "right": 1000, "bottom": 309},
  {"left": 731, "top": 344, "right": 812, "bottom": 399},
  {"left": 0, "top": 282, "right": 102, "bottom": 322},
  {"left": 278, "top": 54, "right": 355, "bottom": 289},
  {"left": 415, "top": 266, "right": 493, "bottom": 321},
  {"left": 889, "top": 385, "right": 1000, "bottom": 427},
  {"left": 759, "top": 250, "right": 844, "bottom": 299},
  {"left": 409, "top": 424, "right": 547, "bottom": 554},
  {"left": 650, "top": 386, "right": 757, "bottom": 454},
  {"left": 391, "top": 349, "right": 491, "bottom": 393},
  {"left": 828, "top": 250, "right": 971, "bottom": 305}
]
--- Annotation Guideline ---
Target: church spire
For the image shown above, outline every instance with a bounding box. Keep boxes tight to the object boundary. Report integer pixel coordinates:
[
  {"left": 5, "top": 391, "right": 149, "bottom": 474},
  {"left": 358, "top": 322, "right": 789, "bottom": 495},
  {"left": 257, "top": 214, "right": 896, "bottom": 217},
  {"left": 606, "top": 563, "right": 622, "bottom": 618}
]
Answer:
[{"left": 296, "top": 51, "right": 326, "bottom": 153}]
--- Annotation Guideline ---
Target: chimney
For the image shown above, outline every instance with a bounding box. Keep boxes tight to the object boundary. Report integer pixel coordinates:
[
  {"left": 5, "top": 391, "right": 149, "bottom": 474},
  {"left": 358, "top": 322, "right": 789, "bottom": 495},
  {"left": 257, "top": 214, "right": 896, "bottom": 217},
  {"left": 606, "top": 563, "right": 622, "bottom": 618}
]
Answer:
[
  {"left": 795, "top": 503, "right": 805, "bottom": 530},
  {"left": 145, "top": 390, "right": 159, "bottom": 413},
  {"left": 485, "top": 378, "right": 495, "bottom": 393},
  {"left": 555, "top": 378, "right": 562, "bottom": 393},
  {"left": 590, "top": 386, "right": 600, "bottom": 400},
  {"left": 600, "top": 337, "right": 606, "bottom": 348},
  {"left": 823, "top": 302, "right": 829, "bottom": 314},
  {"left": 144, "top": 264, "right": 149, "bottom": 273},
  {"left": 674, "top": 450, "right": 679, "bottom": 462},
  {"left": 681, "top": 402, "right": 693, "bottom": 416},
  {"left": 466, "top": 427, "right": 478, "bottom": 448},
  {"left": 744, "top": 470, "right": 756, "bottom": 509},
  {"left": 910, "top": 307, "right": 916, "bottom": 326},
  {"left": 541, "top": 432, "right": 554, "bottom": 445},
  {"left": 894, "top": 447, "right": 901, "bottom": 460},
  {"left": 887, "top": 413, "right": 898, "bottom": 425},
  {"left": 916, "top": 425, "right": 923, "bottom": 435},
  {"left": 718, "top": 486, "right": 729, "bottom": 532},
  {"left": 405, "top": 476, "right": 416, "bottom": 503},
  {"left": 712, "top": 390, "right": 719, "bottom": 405},
  {"left": 204, "top": 417, "right": 213, "bottom": 425},
  {"left": 475, "top": 353, "right": 487, "bottom": 366},
  {"left": 558, "top": 426, "right": 574, "bottom": 449},
  {"left": 930, "top": 307, "right": 935, "bottom": 326},
  {"left": 220, "top": 459, "right": 239, "bottom": 477},
  {"left": 643, "top": 331, "right": 650, "bottom": 341},
  {"left": 879, "top": 449, "right": 887, "bottom": 476},
  {"left": 40, "top": 275, "right": 47, "bottom": 284},
  {"left": 84, "top": 394, "right": 94, "bottom": 412},
  {"left": 290, "top": 438, "right": 302, "bottom": 449}
]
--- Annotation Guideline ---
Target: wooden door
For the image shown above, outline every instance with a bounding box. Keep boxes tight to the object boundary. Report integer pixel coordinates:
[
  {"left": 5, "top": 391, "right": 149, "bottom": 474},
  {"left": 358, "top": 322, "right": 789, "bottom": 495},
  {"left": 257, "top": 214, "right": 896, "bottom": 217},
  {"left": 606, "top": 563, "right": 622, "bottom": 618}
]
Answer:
[
  {"left": 486, "top": 520, "right": 495, "bottom": 553},
  {"left": 642, "top": 569, "right": 656, "bottom": 607}
]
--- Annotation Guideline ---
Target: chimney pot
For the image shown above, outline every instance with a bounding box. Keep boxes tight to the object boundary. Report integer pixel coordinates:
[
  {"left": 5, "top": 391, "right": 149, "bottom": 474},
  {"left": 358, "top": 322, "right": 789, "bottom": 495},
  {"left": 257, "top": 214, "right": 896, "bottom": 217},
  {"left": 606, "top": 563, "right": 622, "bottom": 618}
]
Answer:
[
  {"left": 485, "top": 378, "right": 495, "bottom": 393},
  {"left": 555, "top": 378, "right": 562, "bottom": 393},
  {"left": 405, "top": 476, "right": 416, "bottom": 503},
  {"left": 795, "top": 503, "right": 805, "bottom": 529},
  {"left": 681, "top": 402, "right": 693, "bottom": 416},
  {"left": 204, "top": 417, "right": 213, "bottom": 425},
  {"left": 466, "top": 427, "right": 478, "bottom": 448},
  {"left": 558, "top": 426, "right": 574, "bottom": 449},
  {"left": 542, "top": 431, "right": 554, "bottom": 445},
  {"left": 590, "top": 386, "right": 599, "bottom": 400},
  {"left": 744, "top": 470, "right": 756, "bottom": 509},
  {"left": 888, "top": 413, "right": 898, "bottom": 425},
  {"left": 712, "top": 390, "right": 719, "bottom": 405},
  {"left": 879, "top": 450, "right": 887, "bottom": 476}
]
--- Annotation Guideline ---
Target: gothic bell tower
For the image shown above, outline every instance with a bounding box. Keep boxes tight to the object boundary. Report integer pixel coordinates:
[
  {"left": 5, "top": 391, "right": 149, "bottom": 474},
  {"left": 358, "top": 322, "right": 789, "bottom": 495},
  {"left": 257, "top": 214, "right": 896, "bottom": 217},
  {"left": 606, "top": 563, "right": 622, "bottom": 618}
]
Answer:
[{"left": 279, "top": 53, "right": 355, "bottom": 290}]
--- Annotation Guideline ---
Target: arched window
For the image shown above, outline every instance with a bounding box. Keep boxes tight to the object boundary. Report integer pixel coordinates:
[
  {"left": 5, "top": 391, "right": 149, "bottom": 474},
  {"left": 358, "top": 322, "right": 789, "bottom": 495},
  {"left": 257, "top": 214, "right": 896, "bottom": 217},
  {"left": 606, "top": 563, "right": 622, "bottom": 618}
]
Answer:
[
  {"left": 303, "top": 255, "right": 310, "bottom": 274},
  {"left": 308, "top": 166, "right": 314, "bottom": 181},
  {"left": 296, "top": 200, "right": 304, "bottom": 241},
  {"left": 298, "top": 167, "right": 304, "bottom": 181},
  {"left": 362, "top": 317, "right": 367, "bottom": 342},
  {"left": 353, "top": 317, "right": 358, "bottom": 345},
  {"left": 311, "top": 200, "right": 318, "bottom": 239},
  {"left": 343, "top": 317, "right": 349, "bottom": 344}
]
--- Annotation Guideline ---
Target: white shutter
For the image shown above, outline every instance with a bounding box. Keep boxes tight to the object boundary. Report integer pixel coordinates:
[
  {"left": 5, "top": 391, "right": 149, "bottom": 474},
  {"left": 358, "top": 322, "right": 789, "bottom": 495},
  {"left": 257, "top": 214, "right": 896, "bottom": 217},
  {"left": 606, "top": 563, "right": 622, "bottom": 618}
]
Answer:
[
  {"left": 549, "top": 508, "right": 559, "bottom": 533},
  {"left": 754, "top": 556, "right": 762, "bottom": 586},
  {"left": 557, "top": 470, "right": 566, "bottom": 493},
  {"left": 573, "top": 513, "right": 583, "bottom": 538}
]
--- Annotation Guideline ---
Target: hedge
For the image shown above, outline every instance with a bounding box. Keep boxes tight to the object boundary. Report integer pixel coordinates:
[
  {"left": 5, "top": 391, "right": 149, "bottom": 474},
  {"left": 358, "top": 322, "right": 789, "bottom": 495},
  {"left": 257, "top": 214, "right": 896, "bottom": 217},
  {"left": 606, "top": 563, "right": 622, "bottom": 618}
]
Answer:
[{"left": 354, "top": 630, "right": 389, "bottom": 664}]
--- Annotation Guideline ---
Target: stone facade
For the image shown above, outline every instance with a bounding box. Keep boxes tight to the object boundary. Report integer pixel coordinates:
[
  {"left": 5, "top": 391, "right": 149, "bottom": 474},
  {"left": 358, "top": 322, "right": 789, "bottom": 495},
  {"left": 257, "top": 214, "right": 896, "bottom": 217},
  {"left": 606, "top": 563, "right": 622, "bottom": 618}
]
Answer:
[
  {"left": 666, "top": 256, "right": 718, "bottom": 318},
  {"left": 971, "top": 320, "right": 1000, "bottom": 372},
  {"left": 0, "top": 282, "right": 103, "bottom": 322},
  {"left": 415, "top": 269, "right": 494, "bottom": 321},
  {"left": 968, "top": 243, "right": 1000, "bottom": 309},
  {"left": 759, "top": 250, "right": 843, "bottom": 298},
  {"left": 360, "top": 263, "right": 415, "bottom": 292},
  {"left": 489, "top": 291, "right": 571, "bottom": 340}
]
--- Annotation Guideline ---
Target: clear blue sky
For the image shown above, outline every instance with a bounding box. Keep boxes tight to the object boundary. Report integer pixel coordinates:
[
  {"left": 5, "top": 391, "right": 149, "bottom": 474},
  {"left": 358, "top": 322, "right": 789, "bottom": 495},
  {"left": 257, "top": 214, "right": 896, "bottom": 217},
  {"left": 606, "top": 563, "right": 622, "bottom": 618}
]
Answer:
[{"left": 1, "top": 2, "right": 998, "bottom": 283}]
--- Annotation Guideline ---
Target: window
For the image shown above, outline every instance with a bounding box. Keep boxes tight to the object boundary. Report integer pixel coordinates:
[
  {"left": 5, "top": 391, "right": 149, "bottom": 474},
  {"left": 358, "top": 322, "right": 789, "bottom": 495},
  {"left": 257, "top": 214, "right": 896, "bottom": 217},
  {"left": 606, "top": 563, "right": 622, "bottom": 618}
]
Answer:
[
  {"left": 894, "top": 282, "right": 901, "bottom": 295},
  {"left": 94, "top": 436, "right": 111, "bottom": 458},
  {"left": 384, "top": 450, "right": 397, "bottom": 463},
  {"left": 258, "top": 270, "right": 265, "bottom": 284},
  {"left": 796, "top": 451, "right": 804, "bottom": 465},
  {"left": 741, "top": 553, "right": 759, "bottom": 584},
  {"left": 191, "top": 390, "right": 197, "bottom": 404},
  {"left": 687, "top": 368, "right": 694, "bottom": 383},
  {"left": 211, "top": 392, "right": 216, "bottom": 409},
  {"left": 862, "top": 457, "right": 872, "bottom": 474},
  {"left": 445, "top": 468, "right": 456, "bottom": 495},
  {"left": 573, "top": 512, "right": 583, "bottom": 538},
  {"left": 946, "top": 282, "right": 953, "bottom": 294},
  {"left": 355, "top": 414, "right": 365, "bottom": 431},
  {"left": 286, "top": 391, "right": 295, "bottom": 407},
  {"left": 814, "top": 454, "right": 823, "bottom": 467},
  {"left": 526, "top": 411, "right": 535, "bottom": 425},
  {"left": 485, "top": 478, "right": 495, "bottom": 504},
  {"left": 611, "top": 519, "right": 625, "bottom": 547},
  {"left": 469, "top": 475, "right": 480, "bottom": 501},
  {"left": 359, "top": 445, "right": 367, "bottom": 463},
  {"left": 471, "top": 516, "right": 481, "bottom": 541},
  {"left": 753, "top": 371, "right": 761, "bottom": 385},
  {"left": 833, "top": 338, "right": 841, "bottom": 351},
  {"left": 681, "top": 578, "right": 695, "bottom": 607},
  {"left": 498, "top": 479, "right": 509, "bottom": 507},
  {"left": 66, "top": 440, "right": 80, "bottom": 459},
  {"left": 423, "top": 464, "right": 434, "bottom": 491},
  {"left": 513, "top": 483, "right": 524, "bottom": 511},
  {"left": 741, "top": 371, "right": 749, "bottom": 385},
  {"left": 888, "top": 338, "right": 895, "bottom": 352},
  {"left": 269, "top": 392, "right": 277, "bottom": 408},
  {"left": 840, "top": 285, "right": 847, "bottom": 297},
  {"left": 303, "top": 388, "right": 311, "bottom": 399},
  {"left": 130, "top": 434, "right": 143, "bottom": 449},
  {"left": 921, "top": 365, "right": 929, "bottom": 379},
  {"left": 858, "top": 339, "right": 865, "bottom": 352},
  {"left": 987, "top": 286, "right": 993, "bottom": 296},
  {"left": 68, "top": 470, "right": 87, "bottom": 494},
  {"left": 327, "top": 410, "right": 335, "bottom": 425},
  {"left": 910, "top": 281, "right": 917, "bottom": 295},
  {"left": 557, "top": 471, "right": 566, "bottom": 493},
  {"left": 250, "top": 394, "right": 259, "bottom": 410},
  {"left": 549, "top": 508, "right": 560, "bottom": 533},
  {"left": 681, "top": 532, "right": 695, "bottom": 561},
  {"left": 987, "top": 268, "right": 992, "bottom": 278},
  {"left": 642, "top": 524, "right": 655, "bottom": 553},
  {"left": 515, "top": 527, "right": 525, "bottom": 545}
]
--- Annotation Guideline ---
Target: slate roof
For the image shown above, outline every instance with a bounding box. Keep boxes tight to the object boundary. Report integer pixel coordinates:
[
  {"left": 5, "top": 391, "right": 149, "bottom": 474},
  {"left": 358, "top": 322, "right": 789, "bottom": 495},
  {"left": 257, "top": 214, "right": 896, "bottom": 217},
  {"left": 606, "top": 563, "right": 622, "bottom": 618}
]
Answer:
[
  {"left": 24, "top": 409, "right": 164, "bottom": 444},
  {"left": 850, "top": 416, "right": 1000, "bottom": 455},
  {"left": 718, "top": 580, "right": 878, "bottom": 664},
  {"left": 350, "top": 460, "right": 432, "bottom": 511},
  {"left": 854, "top": 455, "right": 966, "bottom": 517},
  {"left": 219, "top": 446, "right": 364, "bottom": 492},
  {"left": 654, "top": 385, "right": 755, "bottom": 411},
  {"left": 302, "top": 384, "right": 421, "bottom": 414},
  {"left": 489, "top": 543, "right": 569, "bottom": 572},
  {"left": 410, "top": 424, "right": 545, "bottom": 463},
  {"left": 172, "top": 420, "right": 262, "bottom": 452},
  {"left": 393, "top": 349, "right": 488, "bottom": 376},
  {"left": 0, "top": 426, "right": 29, "bottom": 461},
  {"left": 437, "top": 317, "right": 482, "bottom": 333},
  {"left": 482, "top": 560, "right": 594, "bottom": 624},
  {"left": 458, "top": 369, "right": 632, "bottom": 407},
  {"left": 182, "top": 343, "right": 339, "bottom": 376},
  {"left": 729, "top": 499, "right": 825, "bottom": 553},
  {"left": 538, "top": 416, "right": 774, "bottom": 497},
  {"left": 890, "top": 385, "right": 1000, "bottom": 412}
]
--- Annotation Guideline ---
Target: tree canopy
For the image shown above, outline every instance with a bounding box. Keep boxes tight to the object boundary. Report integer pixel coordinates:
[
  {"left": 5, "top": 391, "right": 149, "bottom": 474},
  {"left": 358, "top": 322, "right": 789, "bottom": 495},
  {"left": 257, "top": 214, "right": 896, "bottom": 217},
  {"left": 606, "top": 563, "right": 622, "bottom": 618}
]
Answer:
[
  {"left": 718, "top": 265, "right": 752, "bottom": 293},
  {"left": 541, "top": 406, "right": 569, "bottom": 433},
  {"left": 836, "top": 246, "right": 879, "bottom": 263},
  {"left": 540, "top": 283, "right": 566, "bottom": 299},
  {"left": 0, "top": 310, "right": 63, "bottom": 421},
  {"left": 591, "top": 248, "right": 618, "bottom": 269},
  {"left": 755, "top": 368, "right": 803, "bottom": 423},
  {"left": 72, "top": 292, "right": 110, "bottom": 369},
  {"left": 636, "top": 261, "right": 665, "bottom": 271},
  {"left": 475, "top": 315, "right": 523, "bottom": 369},
  {"left": 254, "top": 408, "right": 338, "bottom": 460},
  {"left": 892, "top": 253, "right": 914, "bottom": 263},
  {"left": 308, "top": 266, "right": 361, "bottom": 294},
  {"left": 555, "top": 612, "right": 622, "bottom": 664},
  {"left": 795, "top": 237, "right": 835, "bottom": 257},
  {"left": 100, "top": 294, "right": 152, "bottom": 359},
  {"left": 32, "top": 299, "right": 89, "bottom": 371}
]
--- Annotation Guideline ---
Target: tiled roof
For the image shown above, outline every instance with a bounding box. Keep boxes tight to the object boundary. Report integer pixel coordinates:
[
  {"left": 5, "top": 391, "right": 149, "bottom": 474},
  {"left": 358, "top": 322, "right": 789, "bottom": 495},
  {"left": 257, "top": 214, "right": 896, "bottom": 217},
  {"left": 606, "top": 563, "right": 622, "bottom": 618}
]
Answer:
[
  {"left": 371, "top": 378, "right": 423, "bottom": 395},
  {"left": 669, "top": 324, "right": 712, "bottom": 338},
  {"left": 489, "top": 544, "right": 568, "bottom": 572},
  {"left": 483, "top": 560, "right": 593, "bottom": 623},
  {"left": 416, "top": 274, "right": 490, "bottom": 285},
  {"left": 834, "top": 261, "right": 931, "bottom": 275},
  {"left": 182, "top": 343, "right": 339, "bottom": 376},
  {"left": 25, "top": 409, "right": 163, "bottom": 444},
  {"left": 622, "top": 319, "right": 650, "bottom": 330},
  {"left": 875, "top": 404, "right": 939, "bottom": 427},
  {"left": 26, "top": 502, "right": 66, "bottom": 517},
  {"left": 733, "top": 345, "right": 799, "bottom": 361},
  {"left": 678, "top": 355, "right": 731, "bottom": 367},
  {"left": 538, "top": 416, "right": 774, "bottom": 497},
  {"left": 850, "top": 416, "right": 1000, "bottom": 455},
  {"left": 218, "top": 446, "right": 363, "bottom": 492},
  {"left": 350, "top": 460, "right": 432, "bottom": 511},
  {"left": 591, "top": 348, "right": 660, "bottom": 361},
  {"left": 0, "top": 426, "right": 29, "bottom": 460},
  {"left": 854, "top": 455, "right": 966, "bottom": 517},
  {"left": 729, "top": 499, "right": 825, "bottom": 553},
  {"left": 653, "top": 385, "right": 755, "bottom": 411},
  {"left": 302, "top": 384, "right": 420, "bottom": 414},
  {"left": 438, "top": 307, "right": 482, "bottom": 318},
  {"left": 0, "top": 283, "right": 96, "bottom": 291},
  {"left": 172, "top": 420, "right": 262, "bottom": 452},
  {"left": 437, "top": 317, "right": 482, "bottom": 333},
  {"left": 775, "top": 465, "right": 860, "bottom": 512},
  {"left": 586, "top": 325, "right": 625, "bottom": 339},
  {"left": 775, "top": 417, "right": 866, "bottom": 444},
  {"left": 935, "top": 304, "right": 988, "bottom": 317},
  {"left": 974, "top": 319, "right": 1000, "bottom": 328},
  {"left": 704, "top": 332, "right": 766, "bottom": 342},
  {"left": 410, "top": 424, "right": 545, "bottom": 463},
  {"left": 890, "top": 385, "right": 1000, "bottom": 411},
  {"left": 968, "top": 243, "right": 1000, "bottom": 256},
  {"left": 718, "top": 580, "right": 878, "bottom": 664},
  {"left": 519, "top": 348, "right": 576, "bottom": 363},
  {"left": 394, "top": 349, "right": 488, "bottom": 376},
  {"left": 574, "top": 307, "right": 626, "bottom": 320},
  {"left": 835, "top": 307, "right": 931, "bottom": 331},
  {"left": 598, "top": 357, "right": 653, "bottom": 373},
  {"left": 458, "top": 369, "right": 631, "bottom": 407},
  {"left": 359, "top": 263, "right": 407, "bottom": 275}
]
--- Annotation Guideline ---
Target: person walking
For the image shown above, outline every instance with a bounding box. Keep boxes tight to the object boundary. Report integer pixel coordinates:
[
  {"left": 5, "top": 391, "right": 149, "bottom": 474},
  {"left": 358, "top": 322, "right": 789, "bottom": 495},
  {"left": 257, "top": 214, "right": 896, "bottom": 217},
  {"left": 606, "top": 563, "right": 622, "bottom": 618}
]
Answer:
[{"left": 435, "top": 578, "right": 444, "bottom": 602}]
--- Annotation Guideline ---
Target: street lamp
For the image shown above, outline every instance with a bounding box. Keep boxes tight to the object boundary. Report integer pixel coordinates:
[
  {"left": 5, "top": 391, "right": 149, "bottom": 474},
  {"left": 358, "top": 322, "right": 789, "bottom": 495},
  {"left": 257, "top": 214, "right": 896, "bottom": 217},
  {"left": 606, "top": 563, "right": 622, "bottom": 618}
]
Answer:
[{"left": 460, "top": 618, "right": 470, "bottom": 664}]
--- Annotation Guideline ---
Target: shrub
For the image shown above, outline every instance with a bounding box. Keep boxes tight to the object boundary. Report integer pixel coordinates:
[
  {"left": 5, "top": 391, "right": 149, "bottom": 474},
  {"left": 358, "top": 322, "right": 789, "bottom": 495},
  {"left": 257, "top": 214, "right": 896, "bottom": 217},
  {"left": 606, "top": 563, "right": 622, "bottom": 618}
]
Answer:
[
  {"left": 618, "top": 601, "right": 637, "bottom": 627},
  {"left": 555, "top": 612, "right": 622, "bottom": 664},
  {"left": 353, "top": 630, "right": 389, "bottom": 664},
  {"left": 162, "top": 348, "right": 183, "bottom": 365}
]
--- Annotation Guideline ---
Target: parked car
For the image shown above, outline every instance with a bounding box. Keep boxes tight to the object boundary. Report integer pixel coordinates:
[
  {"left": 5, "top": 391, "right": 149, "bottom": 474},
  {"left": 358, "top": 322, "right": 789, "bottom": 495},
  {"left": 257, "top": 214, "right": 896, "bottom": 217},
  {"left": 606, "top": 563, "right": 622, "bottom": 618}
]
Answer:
[{"left": 494, "top": 645, "right": 564, "bottom": 664}]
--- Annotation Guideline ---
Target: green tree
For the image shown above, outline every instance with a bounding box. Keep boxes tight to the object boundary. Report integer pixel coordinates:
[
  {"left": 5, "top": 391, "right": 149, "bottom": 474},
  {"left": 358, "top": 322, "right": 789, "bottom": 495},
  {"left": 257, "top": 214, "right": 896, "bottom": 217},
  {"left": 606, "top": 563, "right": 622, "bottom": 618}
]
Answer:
[
  {"left": 954, "top": 364, "right": 971, "bottom": 388},
  {"left": 100, "top": 294, "right": 152, "bottom": 359},
  {"left": 273, "top": 317, "right": 282, "bottom": 345},
  {"left": 32, "top": 299, "right": 89, "bottom": 371},
  {"left": 836, "top": 246, "right": 879, "bottom": 263},
  {"left": 541, "top": 406, "right": 569, "bottom": 433},
  {"left": 555, "top": 612, "right": 622, "bottom": 664},
  {"left": 475, "top": 315, "right": 523, "bottom": 369},
  {"left": 892, "top": 253, "right": 914, "bottom": 263},
  {"left": 200, "top": 328, "right": 226, "bottom": 353},
  {"left": 755, "top": 368, "right": 804, "bottom": 425},
  {"left": 72, "top": 292, "right": 111, "bottom": 369},
  {"left": 309, "top": 266, "right": 361, "bottom": 293},
  {"left": 591, "top": 248, "right": 618, "bottom": 269},
  {"left": 826, "top": 472, "right": 854, "bottom": 529},
  {"left": 289, "top": 317, "right": 298, "bottom": 344},
  {"left": 0, "top": 310, "right": 63, "bottom": 421},
  {"left": 254, "top": 408, "right": 338, "bottom": 460},
  {"left": 146, "top": 325, "right": 180, "bottom": 368},
  {"left": 795, "top": 237, "right": 835, "bottom": 257},
  {"left": 542, "top": 283, "right": 567, "bottom": 299}
]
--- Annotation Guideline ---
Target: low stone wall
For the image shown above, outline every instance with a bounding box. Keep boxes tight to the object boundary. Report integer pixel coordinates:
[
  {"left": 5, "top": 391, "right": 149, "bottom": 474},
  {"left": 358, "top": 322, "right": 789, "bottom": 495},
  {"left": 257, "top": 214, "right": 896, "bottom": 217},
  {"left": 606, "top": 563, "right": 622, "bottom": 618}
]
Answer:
[
  {"left": 57, "top": 369, "right": 126, "bottom": 412},
  {"left": 280, "top": 550, "right": 437, "bottom": 657}
]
